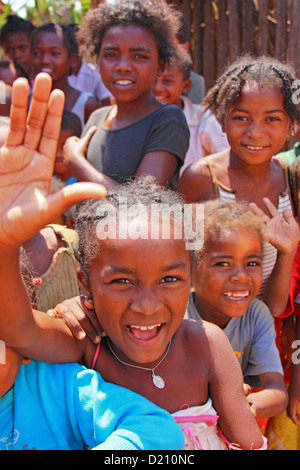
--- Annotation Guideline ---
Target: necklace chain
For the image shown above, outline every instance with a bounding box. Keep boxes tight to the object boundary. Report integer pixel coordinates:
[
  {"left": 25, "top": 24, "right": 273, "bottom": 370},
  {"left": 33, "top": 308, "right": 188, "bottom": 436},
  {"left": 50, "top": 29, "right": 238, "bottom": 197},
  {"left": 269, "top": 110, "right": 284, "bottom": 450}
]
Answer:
[{"left": 107, "top": 338, "right": 172, "bottom": 389}]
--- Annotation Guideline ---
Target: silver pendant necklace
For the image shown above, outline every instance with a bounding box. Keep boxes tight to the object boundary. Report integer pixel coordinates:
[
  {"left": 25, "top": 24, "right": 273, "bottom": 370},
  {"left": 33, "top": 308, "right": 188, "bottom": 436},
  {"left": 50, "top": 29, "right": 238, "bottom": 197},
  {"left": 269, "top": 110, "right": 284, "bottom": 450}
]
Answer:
[{"left": 107, "top": 338, "right": 172, "bottom": 389}]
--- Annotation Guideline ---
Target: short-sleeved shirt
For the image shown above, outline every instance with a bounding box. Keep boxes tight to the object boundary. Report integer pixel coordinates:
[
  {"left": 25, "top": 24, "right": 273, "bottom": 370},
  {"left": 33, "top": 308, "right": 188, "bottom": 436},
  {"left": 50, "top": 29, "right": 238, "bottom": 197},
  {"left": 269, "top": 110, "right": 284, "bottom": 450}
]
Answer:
[
  {"left": 185, "top": 294, "right": 283, "bottom": 387},
  {"left": 83, "top": 104, "right": 190, "bottom": 188}
]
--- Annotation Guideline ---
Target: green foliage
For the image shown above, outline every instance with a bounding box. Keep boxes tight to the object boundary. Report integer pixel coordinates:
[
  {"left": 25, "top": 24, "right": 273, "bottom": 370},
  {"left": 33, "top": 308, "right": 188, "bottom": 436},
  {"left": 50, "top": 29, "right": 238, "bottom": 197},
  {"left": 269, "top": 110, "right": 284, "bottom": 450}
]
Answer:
[{"left": 0, "top": 0, "right": 92, "bottom": 26}]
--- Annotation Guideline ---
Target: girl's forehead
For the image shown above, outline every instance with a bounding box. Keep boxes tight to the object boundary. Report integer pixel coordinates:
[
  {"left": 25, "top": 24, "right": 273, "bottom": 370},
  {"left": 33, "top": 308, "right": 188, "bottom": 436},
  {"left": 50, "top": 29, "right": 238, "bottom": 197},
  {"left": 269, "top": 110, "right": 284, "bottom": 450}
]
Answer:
[
  {"left": 102, "top": 23, "right": 157, "bottom": 46},
  {"left": 92, "top": 231, "right": 190, "bottom": 269},
  {"left": 34, "top": 30, "right": 65, "bottom": 46},
  {"left": 206, "top": 227, "right": 262, "bottom": 248},
  {"left": 235, "top": 84, "right": 284, "bottom": 103}
]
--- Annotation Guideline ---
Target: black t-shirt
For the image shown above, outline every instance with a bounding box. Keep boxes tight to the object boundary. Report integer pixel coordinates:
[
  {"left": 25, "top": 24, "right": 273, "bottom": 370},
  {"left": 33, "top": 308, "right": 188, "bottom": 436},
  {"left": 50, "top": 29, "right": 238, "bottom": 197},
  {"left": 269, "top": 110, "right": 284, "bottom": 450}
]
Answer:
[{"left": 83, "top": 104, "right": 190, "bottom": 188}]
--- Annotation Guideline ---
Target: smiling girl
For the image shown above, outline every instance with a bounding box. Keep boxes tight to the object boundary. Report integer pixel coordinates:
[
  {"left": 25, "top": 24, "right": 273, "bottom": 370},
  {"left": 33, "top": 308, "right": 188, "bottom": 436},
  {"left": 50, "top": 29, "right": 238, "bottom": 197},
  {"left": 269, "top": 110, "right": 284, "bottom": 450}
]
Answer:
[
  {"left": 31, "top": 23, "right": 102, "bottom": 126},
  {"left": 178, "top": 55, "right": 300, "bottom": 302},
  {"left": 186, "top": 199, "right": 289, "bottom": 422},
  {"left": 61, "top": 0, "right": 189, "bottom": 190}
]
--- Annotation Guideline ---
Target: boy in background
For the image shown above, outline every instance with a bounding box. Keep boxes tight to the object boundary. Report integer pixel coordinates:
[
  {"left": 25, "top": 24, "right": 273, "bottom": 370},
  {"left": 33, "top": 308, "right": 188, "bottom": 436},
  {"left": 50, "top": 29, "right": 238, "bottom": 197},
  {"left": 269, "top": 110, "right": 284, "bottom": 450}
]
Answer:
[{"left": 153, "top": 47, "right": 228, "bottom": 173}]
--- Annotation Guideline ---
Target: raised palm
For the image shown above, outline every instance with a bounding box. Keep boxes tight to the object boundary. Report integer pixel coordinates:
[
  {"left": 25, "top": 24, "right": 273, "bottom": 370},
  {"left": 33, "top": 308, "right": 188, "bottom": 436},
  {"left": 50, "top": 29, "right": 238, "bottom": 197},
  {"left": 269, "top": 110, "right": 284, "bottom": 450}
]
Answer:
[
  {"left": 0, "top": 74, "right": 106, "bottom": 248},
  {"left": 250, "top": 197, "right": 300, "bottom": 253}
]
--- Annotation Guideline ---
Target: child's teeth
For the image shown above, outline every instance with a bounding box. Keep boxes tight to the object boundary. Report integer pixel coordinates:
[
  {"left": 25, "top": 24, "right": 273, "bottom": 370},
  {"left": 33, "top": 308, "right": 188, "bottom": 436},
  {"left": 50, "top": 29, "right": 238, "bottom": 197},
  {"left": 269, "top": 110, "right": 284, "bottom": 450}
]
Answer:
[
  {"left": 224, "top": 291, "right": 249, "bottom": 299},
  {"left": 247, "top": 146, "right": 263, "bottom": 150},
  {"left": 130, "top": 324, "right": 161, "bottom": 330}
]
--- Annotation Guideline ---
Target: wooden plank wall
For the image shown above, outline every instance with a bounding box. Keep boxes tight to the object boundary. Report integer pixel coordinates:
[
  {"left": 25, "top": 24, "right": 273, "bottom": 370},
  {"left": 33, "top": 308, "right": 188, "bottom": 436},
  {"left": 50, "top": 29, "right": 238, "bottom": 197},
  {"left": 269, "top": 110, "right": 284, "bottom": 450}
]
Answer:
[{"left": 168, "top": 0, "right": 300, "bottom": 91}]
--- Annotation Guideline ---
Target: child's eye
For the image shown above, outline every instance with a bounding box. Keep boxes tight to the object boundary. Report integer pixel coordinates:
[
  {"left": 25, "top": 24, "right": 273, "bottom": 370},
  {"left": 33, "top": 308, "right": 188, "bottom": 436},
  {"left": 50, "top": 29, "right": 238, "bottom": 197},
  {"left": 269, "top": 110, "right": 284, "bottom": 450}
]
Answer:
[
  {"left": 232, "top": 115, "right": 248, "bottom": 121},
  {"left": 160, "top": 276, "right": 179, "bottom": 284},
  {"left": 214, "top": 261, "right": 230, "bottom": 267},
  {"left": 111, "top": 278, "right": 131, "bottom": 284},
  {"left": 247, "top": 261, "right": 262, "bottom": 267},
  {"left": 134, "top": 53, "right": 148, "bottom": 60},
  {"left": 266, "top": 116, "right": 280, "bottom": 122},
  {"left": 163, "top": 79, "right": 174, "bottom": 86},
  {"left": 103, "top": 51, "right": 117, "bottom": 59}
]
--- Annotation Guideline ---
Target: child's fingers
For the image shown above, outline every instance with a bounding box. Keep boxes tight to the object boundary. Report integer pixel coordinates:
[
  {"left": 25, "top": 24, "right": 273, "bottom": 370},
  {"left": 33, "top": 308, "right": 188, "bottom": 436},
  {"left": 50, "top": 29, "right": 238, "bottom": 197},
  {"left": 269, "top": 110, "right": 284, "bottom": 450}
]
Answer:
[
  {"left": 5, "top": 78, "right": 29, "bottom": 147},
  {"left": 23, "top": 73, "right": 53, "bottom": 151},
  {"left": 249, "top": 202, "right": 269, "bottom": 221},
  {"left": 262, "top": 197, "right": 280, "bottom": 217},
  {"left": 282, "top": 208, "right": 299, "bottom": 226},
  {"left": 38, "top": 89, "right": 65, "bottom": 160},
  {"left": 78, "top": 126, "right": 98, "bottom": 155},
  {"left": 45, "top": 182, "right": 107, "bottom": 225}
]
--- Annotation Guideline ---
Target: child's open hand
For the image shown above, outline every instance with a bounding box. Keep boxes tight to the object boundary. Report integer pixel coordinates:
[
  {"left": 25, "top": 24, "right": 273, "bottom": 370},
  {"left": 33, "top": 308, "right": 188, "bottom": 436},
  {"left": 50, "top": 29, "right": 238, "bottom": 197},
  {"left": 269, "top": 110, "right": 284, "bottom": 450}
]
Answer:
[
  {"left": 250, "top": 197, "right": 300, "bottom": 254},
  {"left": 0, "top": 74, "right": 106, "bottom": 248}
]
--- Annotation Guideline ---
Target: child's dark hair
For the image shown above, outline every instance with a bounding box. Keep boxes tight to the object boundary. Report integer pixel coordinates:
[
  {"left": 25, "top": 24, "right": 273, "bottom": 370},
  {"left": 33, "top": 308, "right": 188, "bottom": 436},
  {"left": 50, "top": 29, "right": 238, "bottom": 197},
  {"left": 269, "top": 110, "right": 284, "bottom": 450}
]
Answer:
[
  {"left": 74, "top": 176, "right": 185, "bottom": 274},
  {"left": 77, "top": 0, "right": 180, "bottom": 65},
  {"left": 176, "top": 14, "right": 191, "bottom": 45},
  {"left": 168, "top": 45, "right": 192, "bottom": 81},
  {"left": 31, "top": 23, "right": 78, "bottom": 56},
  {"left": 289, "top": 155, "right": 300, "bottom": 218},
  {"left": 202, "top": 54, "right": 300, "bottom": 125},
  {"left": 61, "top": 110, "right": 82, "bottom": 137},
  {"left": 0, "top": 15, "right": 35, "bottom": 44},
  {"left": 194, "top": 199, "right": 266, "bottom": 261}
]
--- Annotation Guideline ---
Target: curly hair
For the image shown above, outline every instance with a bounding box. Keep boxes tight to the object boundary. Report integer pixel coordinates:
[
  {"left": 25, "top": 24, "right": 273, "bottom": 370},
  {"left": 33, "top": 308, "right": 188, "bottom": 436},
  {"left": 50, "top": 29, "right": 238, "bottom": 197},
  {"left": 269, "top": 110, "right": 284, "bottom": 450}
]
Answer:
[
  {"left": 77, "top": 0, "right": 180, "bottom": 64},
  {"left": 202, "top": 54, "right": 300, "bottom": 125},
  {"left": 193, "top": 199, "right": 266, "bottom": 261},
  {"left": 74, "top": 175, "right": 185, "bottom": 274},
  {"left": 166, "top": 44, "right": 193, "bottom": 81}
]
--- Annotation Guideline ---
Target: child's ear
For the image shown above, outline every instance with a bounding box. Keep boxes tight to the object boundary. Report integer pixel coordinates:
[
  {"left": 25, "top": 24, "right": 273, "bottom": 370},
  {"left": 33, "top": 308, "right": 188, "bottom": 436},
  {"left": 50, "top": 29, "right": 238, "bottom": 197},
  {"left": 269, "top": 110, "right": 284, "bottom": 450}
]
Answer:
[
  {"left": 182, "top": 78, "right": 192, "bottom": 94},
  {"left": 69, "top": 54, "right": 79, "bottom": 75},
  {"left": 77, "top": 268, "right": 91, "bottom": 292},
  {"left": 289, "top": 122, "right": 295, "bottom": 137}
]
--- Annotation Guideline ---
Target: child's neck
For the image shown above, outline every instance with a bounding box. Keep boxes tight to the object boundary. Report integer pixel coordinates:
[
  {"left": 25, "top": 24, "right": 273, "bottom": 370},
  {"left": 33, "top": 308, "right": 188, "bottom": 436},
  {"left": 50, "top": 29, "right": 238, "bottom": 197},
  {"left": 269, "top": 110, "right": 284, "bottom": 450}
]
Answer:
[
  {"left": 107, "top": 94, "right": 162, "bottom": 129},
  {"left": 193, "top": 293, "right": 231, "bottom": 329},
  {"left": 229, "top": 150, "right": 272, "bottom": 181}
]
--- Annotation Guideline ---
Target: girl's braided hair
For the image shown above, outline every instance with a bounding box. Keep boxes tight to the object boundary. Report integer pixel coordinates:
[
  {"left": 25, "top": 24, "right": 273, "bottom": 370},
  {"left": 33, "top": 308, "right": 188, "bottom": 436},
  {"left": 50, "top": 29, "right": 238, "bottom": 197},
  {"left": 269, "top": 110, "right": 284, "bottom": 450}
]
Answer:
[
  {"left": 202, "top": 54, "right": 300, "bottom": 125},
  {"left": 76, "top": 0, "right": 180, "bottom": 65}
]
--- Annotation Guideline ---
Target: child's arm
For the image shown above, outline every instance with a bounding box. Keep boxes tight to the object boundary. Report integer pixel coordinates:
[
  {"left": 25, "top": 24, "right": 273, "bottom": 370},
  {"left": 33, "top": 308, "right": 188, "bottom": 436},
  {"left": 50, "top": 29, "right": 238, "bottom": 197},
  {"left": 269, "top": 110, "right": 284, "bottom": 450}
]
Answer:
[
  {"left": 245, "top": 372, "right": 288, "bottom": 418},
  {"left": 204, "top": 322, "right": 265, "bottom": 449},
  {"left": 250, "top": 197, "right": 300, "bottom": 316},
  {"left": 63, "top": 128, "right": 120, "bottom": 191},
  {"left": 287, "top": 314, "right": 300, "bottom": 425},
  {"left": 63, "top": 132, "right": 181, "bottom": 189},
  {"left": 0, "top": 74, "right": 106, "bottom": 361}
]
